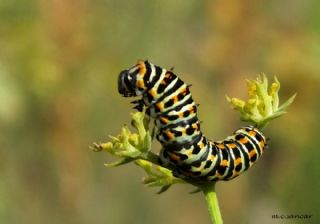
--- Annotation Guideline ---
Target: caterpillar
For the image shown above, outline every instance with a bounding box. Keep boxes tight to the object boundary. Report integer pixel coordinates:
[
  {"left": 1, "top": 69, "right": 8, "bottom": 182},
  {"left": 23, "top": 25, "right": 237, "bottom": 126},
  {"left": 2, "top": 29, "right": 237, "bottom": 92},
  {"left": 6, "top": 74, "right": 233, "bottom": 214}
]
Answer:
[{"left": 118, "top": 60, "right": 267, "bottom": 182}]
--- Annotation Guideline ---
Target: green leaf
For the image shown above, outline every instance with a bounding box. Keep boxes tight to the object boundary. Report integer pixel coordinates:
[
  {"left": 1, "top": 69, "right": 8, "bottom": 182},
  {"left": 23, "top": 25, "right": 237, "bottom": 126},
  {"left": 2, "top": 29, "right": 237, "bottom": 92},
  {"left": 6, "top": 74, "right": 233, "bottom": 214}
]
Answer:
[
  {"left": 104, "top": 157, "right": 135, "bottom": 167},
  {"left": 157, "top": 185, "right": 172, "bottom": 194},
  {"left": 277, "top": 93, "right": 297, "bottom": 112}
]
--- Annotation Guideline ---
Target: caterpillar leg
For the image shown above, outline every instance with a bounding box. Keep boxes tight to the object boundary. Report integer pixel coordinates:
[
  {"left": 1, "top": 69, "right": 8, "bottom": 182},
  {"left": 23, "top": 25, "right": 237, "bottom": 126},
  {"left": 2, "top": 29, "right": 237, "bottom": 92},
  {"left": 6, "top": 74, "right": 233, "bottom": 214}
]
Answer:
[{"left": 130, "top": 99, "right": 145, "bottom": 111}]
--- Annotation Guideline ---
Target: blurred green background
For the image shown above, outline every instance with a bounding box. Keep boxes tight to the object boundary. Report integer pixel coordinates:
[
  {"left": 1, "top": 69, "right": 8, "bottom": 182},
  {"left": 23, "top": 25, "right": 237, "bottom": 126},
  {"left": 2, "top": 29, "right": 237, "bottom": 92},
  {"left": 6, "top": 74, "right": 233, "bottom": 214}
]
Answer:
[{"left": 1, "top": 0, "right": 319, "bottom": 223}]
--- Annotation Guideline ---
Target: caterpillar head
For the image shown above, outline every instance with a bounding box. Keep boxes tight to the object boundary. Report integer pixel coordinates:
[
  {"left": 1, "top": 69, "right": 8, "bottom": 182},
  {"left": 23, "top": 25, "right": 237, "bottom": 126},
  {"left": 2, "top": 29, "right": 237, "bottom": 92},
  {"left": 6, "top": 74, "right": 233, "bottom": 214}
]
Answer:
[
  {"left": 118, "top": 60, "right": 148, "bottom": 97},
  {"left": 118, "top": 69, "right": 137, "bottom": 97}
]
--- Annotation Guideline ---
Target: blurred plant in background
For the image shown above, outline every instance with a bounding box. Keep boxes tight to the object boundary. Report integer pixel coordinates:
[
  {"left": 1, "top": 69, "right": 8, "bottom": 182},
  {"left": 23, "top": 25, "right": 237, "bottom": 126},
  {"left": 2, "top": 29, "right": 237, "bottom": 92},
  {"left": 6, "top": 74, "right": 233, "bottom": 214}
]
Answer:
[{"left": 1, "top": 0, "right": 319, "bottom": 224}]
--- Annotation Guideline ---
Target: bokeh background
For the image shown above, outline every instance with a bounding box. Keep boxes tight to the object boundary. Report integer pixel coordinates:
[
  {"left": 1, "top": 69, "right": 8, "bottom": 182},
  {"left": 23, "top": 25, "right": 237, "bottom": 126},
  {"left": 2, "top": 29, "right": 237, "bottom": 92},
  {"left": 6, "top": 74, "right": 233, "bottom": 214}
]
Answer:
[{"left": 1, "top": 0, "right": 319, "bottom": 223}]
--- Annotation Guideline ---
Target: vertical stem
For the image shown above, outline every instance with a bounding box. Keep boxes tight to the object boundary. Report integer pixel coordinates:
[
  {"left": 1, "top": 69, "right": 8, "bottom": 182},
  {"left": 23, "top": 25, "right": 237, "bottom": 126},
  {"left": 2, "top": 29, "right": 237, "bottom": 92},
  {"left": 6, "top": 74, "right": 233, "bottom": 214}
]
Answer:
[{"left": 201, "top": 183, "right": 223, "bottom": 224}]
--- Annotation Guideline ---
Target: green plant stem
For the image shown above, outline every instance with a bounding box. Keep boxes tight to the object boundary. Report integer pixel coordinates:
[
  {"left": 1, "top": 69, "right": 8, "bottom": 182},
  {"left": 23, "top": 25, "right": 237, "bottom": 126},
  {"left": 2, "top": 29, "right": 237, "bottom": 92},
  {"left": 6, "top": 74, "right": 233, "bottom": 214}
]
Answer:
[
  {"left": 201, "top": 183, "right": 223, "bottom": 224},
  {"left": 140, "top": 151, "right": 161, "bottom": 165}
]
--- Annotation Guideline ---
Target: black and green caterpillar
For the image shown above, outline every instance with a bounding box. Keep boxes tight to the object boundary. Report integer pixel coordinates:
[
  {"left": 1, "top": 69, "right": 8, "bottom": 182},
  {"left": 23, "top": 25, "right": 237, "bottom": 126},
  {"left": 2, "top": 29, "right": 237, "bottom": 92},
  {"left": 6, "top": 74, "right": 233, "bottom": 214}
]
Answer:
[{"left": 118, "top": 60, "right": 267, "bottom": 182}]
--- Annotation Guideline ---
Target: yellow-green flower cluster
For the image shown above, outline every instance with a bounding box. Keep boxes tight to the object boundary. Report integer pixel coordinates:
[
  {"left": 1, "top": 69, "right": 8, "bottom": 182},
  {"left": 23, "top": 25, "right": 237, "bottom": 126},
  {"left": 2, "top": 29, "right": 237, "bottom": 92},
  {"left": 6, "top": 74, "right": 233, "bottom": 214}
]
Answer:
[
  {"left": 226, "top": 74, "right": 296, "bottom": 129},
  {"left": 91, "top": 111, "right": 152, "bottom": 167},
  {"left": 91, "top": 110, "right": 181, "bottom": 191},
  {"left": 135, "top": 159, "right": 184, "bottom": 194}
]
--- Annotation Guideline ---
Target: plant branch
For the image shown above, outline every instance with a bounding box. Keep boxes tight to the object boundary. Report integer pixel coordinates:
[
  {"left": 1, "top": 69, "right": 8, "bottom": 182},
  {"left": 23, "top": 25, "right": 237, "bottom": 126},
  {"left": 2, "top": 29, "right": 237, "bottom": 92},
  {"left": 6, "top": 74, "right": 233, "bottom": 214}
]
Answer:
[{"left": 201, "top": 183, "right": 223, "bottom": 224}]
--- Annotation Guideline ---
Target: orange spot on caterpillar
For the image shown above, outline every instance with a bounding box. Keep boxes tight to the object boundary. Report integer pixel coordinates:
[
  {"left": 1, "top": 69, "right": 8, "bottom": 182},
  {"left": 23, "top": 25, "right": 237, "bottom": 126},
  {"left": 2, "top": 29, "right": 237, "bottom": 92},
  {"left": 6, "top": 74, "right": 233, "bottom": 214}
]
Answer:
[
  {"left": 221, "top": 159, "right": 228, "bottom": 166},
  {"left": 235, "top": 158, "right": 242, "bottom": 165},
  {"left": 199, "top": 142, "right": 204, "bottom": 148},
  {"left": 165, "top": 131, "right": 175, "bottom": 140},
  {"left": 136, "top": 80, "right": 145, "bottom": 89},
  {"left": 180, "top": 88, "right": 187, "bottom": 95},
  {"left": 171, "top": 95, "right": 178, "bottom": 103},
  {"left": 217, "top": 143, "right": 224, "bottom": 149},
  {"left": 164, "top": 72, "right": 171, "bottom": 78},
  {"left": 160, "top": 80, "right": 167, "bottom": 85},
  {"left": 137, "top": 61, "right": 146, "bottom": 75},
  {"left": 149, "top": 88, "right": 157, "bottom": 97},
  {"left": 240, "top": 137, "right": 248, "bottom": 144},
  {"left": 249, "top": 150, "right": 256, "bottom": 158},
  {"left": 160, "top": 116, "right": 169, "bottom": 124},
  {"left": 228, "top": 143, "right": 237, "bottom": 148},
  {"left": 248, "top": 131, "right": 256, "bottom": 137},
  {"left": 259, "top": 141, "right": 265, "bottom": 148},
  {"left": 156, "top": 102, "right": 164, "bottom": 110},
  {"left": 169, "top": 153, "right": 180, "bottom": 161}
]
